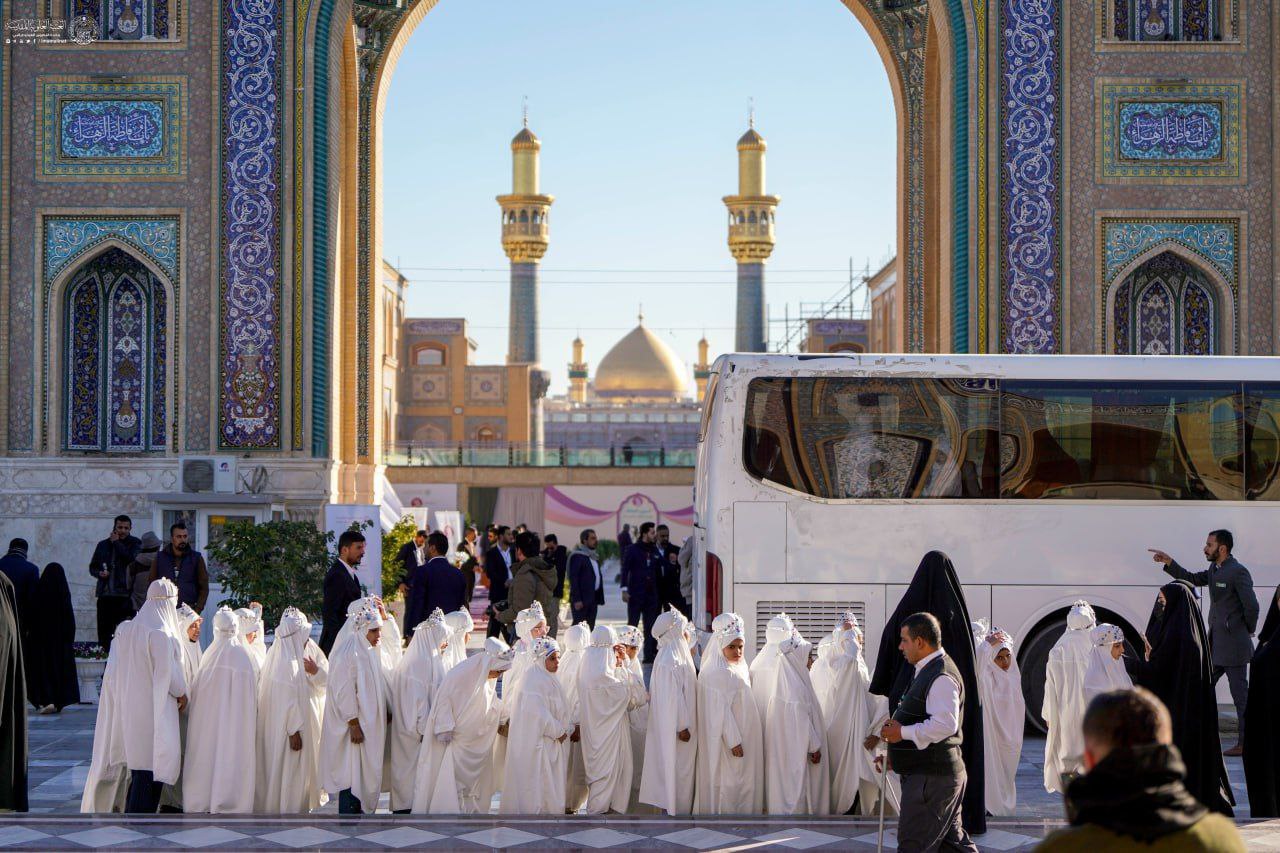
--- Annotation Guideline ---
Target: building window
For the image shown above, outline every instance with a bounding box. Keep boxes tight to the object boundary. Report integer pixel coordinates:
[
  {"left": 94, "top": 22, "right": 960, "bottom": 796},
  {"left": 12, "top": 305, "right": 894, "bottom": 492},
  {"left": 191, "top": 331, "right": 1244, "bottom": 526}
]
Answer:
[
  {"left": 475, "top": 426, "right": 498, "bottom": 442},
  {"left": 1112, "top": 251, "right": 1220, "bottom": 355},
  {"left": 1111, "top": 0, "right": 1225, "bottom": 41},
  {"left": 64, "top": 247, "right": 167, "bottom": 452},
  {"left": 829, "top": 342, "right": 866, "bottom": 353},
  {"left": 412, "top": 343, "right": 446, "bottom": 366}
]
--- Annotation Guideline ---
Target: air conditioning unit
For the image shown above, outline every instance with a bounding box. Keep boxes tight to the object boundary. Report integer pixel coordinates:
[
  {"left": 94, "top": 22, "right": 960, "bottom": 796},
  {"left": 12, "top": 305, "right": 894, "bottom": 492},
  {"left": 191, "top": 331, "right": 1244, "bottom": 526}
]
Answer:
[{"left": 179, "top": 456, "right": 237, "bottom": 494}]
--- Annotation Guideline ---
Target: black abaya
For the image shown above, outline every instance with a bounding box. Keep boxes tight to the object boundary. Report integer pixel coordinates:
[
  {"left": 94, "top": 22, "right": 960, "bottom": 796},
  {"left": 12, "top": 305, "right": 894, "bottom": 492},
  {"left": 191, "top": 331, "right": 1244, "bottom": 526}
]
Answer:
[
  {"left": 869, "top": 550, "right": 986, "bottom": 834},
  {"left": 29, "top": 564, "right": 80, "bottom": 711},
  {"left": 1125, "top": 581, "right": 1234, "bottom": 816},
  {"left": 1243, "top": 585, "right": 1280, "bottom": 817},
  {"left": 0, "top": 572, "right": 28, "bottom": 811}
]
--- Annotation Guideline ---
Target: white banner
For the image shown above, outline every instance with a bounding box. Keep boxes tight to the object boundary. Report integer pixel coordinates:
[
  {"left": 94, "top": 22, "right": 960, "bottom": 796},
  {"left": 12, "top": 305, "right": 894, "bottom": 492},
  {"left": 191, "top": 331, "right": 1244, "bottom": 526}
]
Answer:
[
  {"left": 324, "top": 504, "right": 382, "bottom": 598},
  {"left": 435, "top": 510, "right": 463, "bottom": 555}
]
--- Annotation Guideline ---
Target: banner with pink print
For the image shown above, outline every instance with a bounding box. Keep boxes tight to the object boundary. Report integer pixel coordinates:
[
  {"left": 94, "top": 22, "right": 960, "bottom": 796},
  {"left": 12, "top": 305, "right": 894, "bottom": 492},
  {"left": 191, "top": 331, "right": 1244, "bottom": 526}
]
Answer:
[{"left": 543, "top": 485, "right": 694, "bottom": 545}]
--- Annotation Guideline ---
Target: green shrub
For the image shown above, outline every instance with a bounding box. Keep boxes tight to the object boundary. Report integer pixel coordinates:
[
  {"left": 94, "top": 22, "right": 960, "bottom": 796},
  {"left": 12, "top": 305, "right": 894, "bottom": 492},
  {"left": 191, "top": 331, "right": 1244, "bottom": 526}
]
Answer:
[
  {"left": 595, "top": 538, "right": 620, "bottom": 562},
  {"left": 207, "top": 519, "right": 335, "bottom": 629},
  {"left": 382, "top": 515, "right": 418, "bottom": 601}
]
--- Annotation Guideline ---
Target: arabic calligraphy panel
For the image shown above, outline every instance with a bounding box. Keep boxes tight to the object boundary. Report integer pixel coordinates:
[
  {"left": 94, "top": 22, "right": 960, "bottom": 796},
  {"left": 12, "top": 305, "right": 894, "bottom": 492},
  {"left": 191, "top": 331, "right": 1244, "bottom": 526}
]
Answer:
[
  {"left": 1097, "top": 80, "right": 1243, "bottom": 183},
  {"left": 1118, "top": 101, "right": 1222, "bottom": 161}
]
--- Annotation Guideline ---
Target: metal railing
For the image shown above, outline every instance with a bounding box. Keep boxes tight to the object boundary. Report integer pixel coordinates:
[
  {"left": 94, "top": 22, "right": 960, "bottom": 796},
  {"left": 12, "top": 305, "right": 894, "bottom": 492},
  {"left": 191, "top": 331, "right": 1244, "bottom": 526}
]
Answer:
[{"left": 385, "top": 442, "right": 696, "bottom": 468}]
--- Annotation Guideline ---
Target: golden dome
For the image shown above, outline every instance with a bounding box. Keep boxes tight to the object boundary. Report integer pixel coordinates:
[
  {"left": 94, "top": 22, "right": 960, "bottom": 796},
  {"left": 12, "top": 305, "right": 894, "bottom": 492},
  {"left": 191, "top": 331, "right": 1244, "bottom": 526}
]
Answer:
[
  {"left": 594, "top": 319, "right": 689, "bottom": 400},
  {"left": 511, "top": 126, "right": 541, "bottom": 150},
  {"left": 737, "top": 127, "right": 766, "bottom": 151}
]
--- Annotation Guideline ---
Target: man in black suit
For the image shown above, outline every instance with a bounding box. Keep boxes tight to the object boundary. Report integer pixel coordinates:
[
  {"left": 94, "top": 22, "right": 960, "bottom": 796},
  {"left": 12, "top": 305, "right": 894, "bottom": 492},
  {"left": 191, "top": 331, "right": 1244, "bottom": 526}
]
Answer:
[
  {"left": 404, "top": 532, "right": 467, "bottom": 638},
  {"left": 655, "top": 524, "right": 688, "bottom": 616},
  {"left": 568, "top": 529, "right": 605, "bottom": 629},
  {"left": 542, "top": 534, "right": 568, "bottom": 600},
  {"left": 394, "top": 529, "right": 427, "bottom": 598},
  {"left": 319, "top": 530, "right": 365, "bottom": 655},
  {"left": 483, "top": 526, "right": 515, "bottom": 640}
]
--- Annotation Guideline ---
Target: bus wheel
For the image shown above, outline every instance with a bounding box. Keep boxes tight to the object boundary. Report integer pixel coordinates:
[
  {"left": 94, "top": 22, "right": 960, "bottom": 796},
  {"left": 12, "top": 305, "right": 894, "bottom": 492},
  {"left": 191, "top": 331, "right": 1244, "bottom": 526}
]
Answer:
[{"left": 1018, "top": 618, "right": 1065, "bottom": 736}]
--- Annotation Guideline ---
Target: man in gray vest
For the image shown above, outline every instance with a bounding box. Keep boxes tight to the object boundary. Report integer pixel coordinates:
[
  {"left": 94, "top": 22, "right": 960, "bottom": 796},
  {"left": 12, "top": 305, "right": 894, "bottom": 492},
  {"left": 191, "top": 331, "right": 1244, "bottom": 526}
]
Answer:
[
  {"left": 880, "top": 612, "right": 978, "bottom": 853},
  {"left": 1149, "top": 528, "right": 1258, "bottom": 756}
]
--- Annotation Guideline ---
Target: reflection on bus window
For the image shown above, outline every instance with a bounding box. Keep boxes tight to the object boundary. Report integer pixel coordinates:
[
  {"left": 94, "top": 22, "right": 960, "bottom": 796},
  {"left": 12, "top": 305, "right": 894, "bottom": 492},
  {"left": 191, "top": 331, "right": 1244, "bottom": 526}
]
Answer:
[
  {"left": 1245, "top": 384, "right": 1280, "bottom": 501},
  {"left": 1001, "top": 382, "right": 1242, "bottom": 500},
  {"left": 742, "top": 377, "right": 1000, "bottom": 499}
]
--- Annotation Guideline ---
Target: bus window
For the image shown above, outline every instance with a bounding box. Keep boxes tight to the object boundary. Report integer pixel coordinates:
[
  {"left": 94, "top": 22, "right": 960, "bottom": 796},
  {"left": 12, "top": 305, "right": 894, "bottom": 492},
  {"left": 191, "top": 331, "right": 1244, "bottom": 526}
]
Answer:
[
  {"left": 1001, "top": 381, "right": 1243, "bottom": 500},
  {"left": 1245, "top": 383, "right": 1280, "bottom": 500},
  {"left": 742, "top": 377, "right": 999, "bottom": 498}
]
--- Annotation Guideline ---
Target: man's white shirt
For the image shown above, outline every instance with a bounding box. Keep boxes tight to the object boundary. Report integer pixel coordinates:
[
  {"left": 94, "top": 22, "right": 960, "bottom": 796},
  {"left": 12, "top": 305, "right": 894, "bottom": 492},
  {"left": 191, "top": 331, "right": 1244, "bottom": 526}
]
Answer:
[{"left": 900, "top": 648, "right": 962, "bottom": 750}]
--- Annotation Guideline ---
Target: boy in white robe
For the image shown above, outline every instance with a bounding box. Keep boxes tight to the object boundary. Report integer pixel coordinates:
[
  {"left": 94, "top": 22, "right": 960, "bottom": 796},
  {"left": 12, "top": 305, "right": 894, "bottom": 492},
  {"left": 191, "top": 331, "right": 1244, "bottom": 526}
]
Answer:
[
  {"left": 693, "top": 617, "right": 764, "bottom": 815},
  {"left": 578, "top": 625, "right": 647, "bottom": 814},
  {"left": 182, "top": 608, "right": 258, "bottom": 813},
  {"left": 80, "top": 624, "right": 130, "bottom": 813},
  {"left": 764, "top": 631, "right": 830, "bottom": 815},
  {"left": 117, "top": 579, "right": 188, "bottom": 813},
  {"left": 256, "top": 608, "right": 329, "bottom": 814},
  {"left": 388, "top": 612, "right": 449, "bottom": 812},
  {"left": 973, "top": 621, "right": 1024, "bottom": 817},
  {"left": 640, "top": 609, "right": 698, "bottom": 815},
  {"left": 810, "top": 611, "right": 881, "bottom": 815},
  {"left": 618, "top": 624, "right": 652, "bottom": 812},
  {"left": 1082, "top": 623, "right": 1132, "bottom": 702},
  {"left": 500, "top": 638, "right": 571, "bottom": 814},
  {"left": 442, "top": 608, "right": 473, "bottom": 671},
  {"left": 749, "top": 613, "right": 793, "bottom": 717},
  {"left": 319, "top": 606, "right": 389, "bottom": 814},
  {"left": 559, "top": 622, "right": 591, "bottom": 813},
  {"left": 412, "top": 637, "right": 515, "bottom": 814},
  {"left": 1042, "top": 600, "right": 1096, "bottom": 792},
  {"left": 235, "top": 604, "right": 267, "bottom": 677}
]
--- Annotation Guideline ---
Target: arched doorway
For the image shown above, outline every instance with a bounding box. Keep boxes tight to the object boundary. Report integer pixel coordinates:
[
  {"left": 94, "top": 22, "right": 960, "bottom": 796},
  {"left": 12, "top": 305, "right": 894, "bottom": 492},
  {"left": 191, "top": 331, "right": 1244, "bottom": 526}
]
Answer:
[{"left": 1110, "top": 251, "right": 1223, "bottom": 355}]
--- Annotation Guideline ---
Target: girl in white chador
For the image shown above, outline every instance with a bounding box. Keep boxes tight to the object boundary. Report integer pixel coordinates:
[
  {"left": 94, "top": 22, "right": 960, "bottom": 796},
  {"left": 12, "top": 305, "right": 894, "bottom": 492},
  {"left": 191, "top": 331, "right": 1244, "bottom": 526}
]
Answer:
[
  {"left": 764, "top": 630, "right": 830, "bottom": 816},
  {"left": 158, "top": 603, "right": 205, "bottom": 812},
  {"left": 1082, "top": 623, "right": 1132, "bottom": 702},
  {"left": 810, "top": 610, "right": 881, "bottom": 816},
  {"left": 1042, "top": 599, "right": 1096, "bottom": 792},
  {"left": 411, "top": 637, "right": 515, "bottom": 814},
  {"left": 617, "top": 624, "right": 652, "bottom": 812},
  {"left": 80, "top": 625, "right": 129, "bottom": 813},
  {"left": 388, "top": 612, "right": 449, "bottom": 812},
  {"left": 973, "top": 621, "right": 1024, "bottom": 817},
  {"left": 640, "top": 609, "right": 698, "bottom": 815},
  {"left": 442, "top": 608, "right": 474, "bottom": 671},
  {"left": 318, "top": 605, "right": 389, "bottom": 814},
  {"left": 331, "top": 597, "right": 401, "bottom": 674},
  {"left": 499, "top": 637, "right": 571, "bottom": 815},
  {"left": 578, "top": 625, "right": 648, "bottom": 814},
  {"left": 693, "top": 616, "right": 763, "bottom": 815},
  {"left": 255, "top": 607, "right": 329, "bottom": 814},
  {"left": 494, "top": 602, "right": 548, "bottom": 791},
  {"left": 749, "top": 613, "right": 794, "bottom": 720},
  {"left": 700, "top": 612, "right": 744, "bottom": 670},
  {"left": 235, "top": 604, "right": 268, "bottom": 677},
  {"left": 559, "top": 622, "right": 591, "bottom": 813},
  {"left": 182, "top": 607, "right": 258, "bottom": 813}
]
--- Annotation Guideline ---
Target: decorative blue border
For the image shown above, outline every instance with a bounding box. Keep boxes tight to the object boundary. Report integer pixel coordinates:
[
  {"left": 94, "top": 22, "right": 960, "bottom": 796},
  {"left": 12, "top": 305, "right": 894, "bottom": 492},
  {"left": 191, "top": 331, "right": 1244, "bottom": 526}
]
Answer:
[
  {"left": 1102, "top": 219, "right": 1236, "bottom": 288},
  {"left": 43, "top": 216, "right": 179, "bottom": 283},
  {"left": 948, "top": 0, "right": 970, "bottom": 353}
]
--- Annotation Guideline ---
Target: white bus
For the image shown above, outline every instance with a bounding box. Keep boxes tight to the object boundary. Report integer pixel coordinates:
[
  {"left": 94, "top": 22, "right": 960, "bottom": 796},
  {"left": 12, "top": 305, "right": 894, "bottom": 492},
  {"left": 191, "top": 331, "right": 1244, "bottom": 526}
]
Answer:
[{"left": 693, "top": 353, "right": 1280, "bottom": 726}]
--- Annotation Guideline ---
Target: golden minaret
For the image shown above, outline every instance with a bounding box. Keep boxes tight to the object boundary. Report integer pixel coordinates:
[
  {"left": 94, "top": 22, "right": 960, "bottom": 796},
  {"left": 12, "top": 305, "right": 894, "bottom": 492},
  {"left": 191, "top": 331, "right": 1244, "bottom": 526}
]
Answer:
[
  {"left": 569, "top": 336, "right": 588, "bottom": 403},
  {"left": 723, "top": 110, "right": 779, "bottom": 352},
  {"left": 694, "top": 336, "right": 710, "bottom": 402}
]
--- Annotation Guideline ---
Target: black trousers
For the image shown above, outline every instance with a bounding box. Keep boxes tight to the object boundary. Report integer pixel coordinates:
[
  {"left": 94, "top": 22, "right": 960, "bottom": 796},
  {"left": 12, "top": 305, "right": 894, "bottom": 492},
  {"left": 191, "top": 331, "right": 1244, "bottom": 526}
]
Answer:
[
  {"left": 572, "top": 602, "right": 598, "bottom": 630},
  {"left": 97, "top": 596, "right": 134, "bottom": 652},
  {"left": 1212, "top": 664, "right": 1248, "bottom": 742},
  {"left": 897, "top": 771, "right": 978, "bottom": 853},
  {"left": 339, "top": 788, "right": 363, "bottom": 814},
  {"left": 628, "top": 601, "right": 660, "bottom": 663},
  {"left": 125, "top": 770, "right": 162, "bottom": 814}
]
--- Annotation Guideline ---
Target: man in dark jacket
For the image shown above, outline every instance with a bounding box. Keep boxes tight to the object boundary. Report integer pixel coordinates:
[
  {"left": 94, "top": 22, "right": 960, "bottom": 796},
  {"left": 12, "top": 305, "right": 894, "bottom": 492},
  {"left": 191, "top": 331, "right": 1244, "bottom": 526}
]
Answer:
[
  {"left": 542, "top": 534, "right": 568, "bottom": 599},
  {"left": 147, "top": 522, "right": 209, "bottom": 612},
  {"left": 456, "top": 525, "right": 479, "bottom": 606},
  {"left": 394, "top": 529, "right": 427, "bottom": 598},
  {"left": 1150, "top": 528, "right": 1259, "bottom": 755},
  {"left": 319, "top": 530, "right": 366, "bottom": 655},
  {"left": 404, "top": 532, "right": 467, "bottom": 638},
  {"left": 655, "top": 524, "right": 687, "bottom": 616},
  {"left": 496, "top": 531, "right": 559, "bottom": 637},
  {"left": 620, "top": 522, "right": 661, "bottom": 663},
  {"left": 568, "top": 529, "right": 605, "bottom": 629},
  {"left": 0, "top": 539, "right": 39, "bottom": 695},
  {"left": 1037, "top": 688, "right": 1244, "bottom": 852},
  {"left": 89, "top": 515, "right": 141, "bottom": 652},
  {"left": 483, "top": 526, "right": 515, "bottom": 640}
]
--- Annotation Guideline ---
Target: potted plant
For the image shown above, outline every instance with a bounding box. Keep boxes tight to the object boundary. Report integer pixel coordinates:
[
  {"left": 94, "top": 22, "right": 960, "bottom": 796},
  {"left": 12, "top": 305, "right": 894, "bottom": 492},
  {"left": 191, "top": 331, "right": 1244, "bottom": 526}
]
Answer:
[{"left": 73, "top": 642, "right": 108, "bottom": 703}]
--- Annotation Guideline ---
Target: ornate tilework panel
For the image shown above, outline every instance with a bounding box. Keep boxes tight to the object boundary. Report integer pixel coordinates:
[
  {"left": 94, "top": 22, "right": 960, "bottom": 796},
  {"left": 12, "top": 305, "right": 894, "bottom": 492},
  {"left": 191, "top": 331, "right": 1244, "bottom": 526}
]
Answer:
[
  {"left": 1115, "top": 0, "right": 1219, "bottom": 40},
  {"left": 65, "top": 278, "right": 102, "bottom": 451},
  {"left": 1102, "top": 219, "right": 1236, "bottom": 287},
  {"left": 39, "top": 77, "right": 186, "bottom": 179},
  {"left": 152, "top": 284, "right": 167, "bottom": 449},
  {"left": 1113, "top": 279, "right": 1131, "bottom": 353},
  {"left": 44, "top": 217, "right": 179, "bottom": 283},
  {"left": 409, "top": 370, "right": 449, "bottom": 403},
  {"left": 106, "top": 278, "right": 147, "bottom": 450},
  {"left": 61, "top": 100, "right": 163, "bottom": 158},
  {"left": 219, "top": 0, "right": 283, "bottom": 448},
  {"left": 57, "top": 0, "right": 176, "bottom": 40},
  {"left": 1000, "top": 0, "right": 1061, "bottom": 353},
  {"left": 1098, "top": 81, "right": 1242, "bottom": 182},
  {"left": 1112, "top": 251, "right": 1220, "bottom": 355},
  {"left": 1183, "top": 278, "right": 1214, "bottom": 355},
  {"left": 1136, "top": 278, "right": 1175, "bottom": 355},
  {"left": 466, "top": 370, "right": 506, "bottom": 405}
]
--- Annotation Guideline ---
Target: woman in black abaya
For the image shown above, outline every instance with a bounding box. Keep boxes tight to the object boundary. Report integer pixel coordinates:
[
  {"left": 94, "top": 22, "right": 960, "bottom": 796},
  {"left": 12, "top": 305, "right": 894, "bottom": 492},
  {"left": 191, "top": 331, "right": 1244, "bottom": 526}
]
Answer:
[
  {"left": 870, "top": 550, "right": 986, "bottom": 834},
  {"left": 1126, "top": 581, "right": 1234, "bottom": 816},
  {"left": 1243, "top": 584, "right": 1280, "bottom": 817},
  {"left": 29, "top": 563, "right": 79, "bottom": 713}
]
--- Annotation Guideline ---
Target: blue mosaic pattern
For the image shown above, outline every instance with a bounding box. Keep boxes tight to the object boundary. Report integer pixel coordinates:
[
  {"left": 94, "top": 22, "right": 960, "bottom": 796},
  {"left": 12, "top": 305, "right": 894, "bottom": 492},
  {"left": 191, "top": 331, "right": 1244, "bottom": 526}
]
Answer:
[
  {"left": 219, "top": 0, "right": 283, "bottom": 448},
  {"left": 1111, "top": 251, "right": 1220, "bottom": 355},
  {"left": 1136, "top": 278, "right": 1175, "bottom": 355},
  {"left": 60, "top": 99, "right": 163, "bottom": 159},
  {"left": 1113, "top": 279, "right": 1131, "bottom": 354},
  {"left": 65, "top": 277, "right": 102, "bottom": 451},
  {"left": 1119, "top": 101, "right": 1220, "bottom": 160},
  {"left": 1183, "top": 278, "right": 1214, "bottom": 355},
  {"left": 153, "top": 285, "right": 167, "bottom": 449},
  {"left": 44, "top": 217, "right": 178, "bottom": 284},
  {"left": 1116, "top": 0, "right": 1219, "bottom": 41},
  {"left": 1000, "top": 0, "right": 1060, "bottom": 353},
  {"left": 1103, "top": 220, "right": 1235, "bottom": 287},
  {"left": 106, "top": 278, "right": 148, "bottom": 450}
]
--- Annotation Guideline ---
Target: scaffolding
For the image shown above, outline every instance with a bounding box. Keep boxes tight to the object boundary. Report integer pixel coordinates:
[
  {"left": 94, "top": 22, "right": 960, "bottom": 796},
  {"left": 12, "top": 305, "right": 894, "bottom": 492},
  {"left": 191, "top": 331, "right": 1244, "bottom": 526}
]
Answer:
[{"left": 768, "top": 257, "right": 875, "bottom": 353}]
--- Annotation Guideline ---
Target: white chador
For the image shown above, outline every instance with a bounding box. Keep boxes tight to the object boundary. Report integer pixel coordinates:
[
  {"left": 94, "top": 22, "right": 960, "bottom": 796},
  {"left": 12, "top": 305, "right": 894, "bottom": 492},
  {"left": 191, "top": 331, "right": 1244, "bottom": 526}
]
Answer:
[
  {"left": 175, "top": 604, "right": 204, "bottom": 685},
  {"left": 616, "top": 625, "right": 651, "bottom": 811},
  {"left": 182, "top": 608, "right": 258, "bottom": 813},
  {"left": 319, "top": 606, "right": 390, "bottom": 811},
  {"left": 973, "top": 622, "right": 1025, "bottom": 817},
  {"left": 494, "top": 603, "right": 547, "bottom": 791},
  {"left": 235, "top": 605, "right": 268, "bottom": 677},
  {"left": 1042, "top": 600, "right": 1096, "bottom": 792},
  {"left": 1082, "top": 623, "right": 1132, "bottom": 703},
  {"left": 443, "top": 609, "right": 474, "bottom": 671},
  {"left": 749, "top": 613, "right": 793, "bottom": 720},
  {"left": 640, "top": 610, "right": 698, "bottom": 815},
  {"left": 809, "top": 611, "right": 880, "bottom": 816},
  {"left": 499, "top": 638, "right": 570, "bottom": 814},
  {"left": 559, "top": 622, "right": 591, "bottom": 812},
  {"left": 578, "top": 625, "right": 647, "bottom": 814},
  {"left": 411, "top": 638, "right": 515, "bottom": 814},
  {"left": 332, "top": 597, "right": 401, "bottom": 674},
  {"left": 764, "top": 631, "right": 830, "bottom": 815},
  {"left": 256, "top": 608, "right": 329, "bottom": 814},
  {"left": 700, "top": 612, "right": 743, "bottom": 670},
  {"left": 694, "top": 616, "right": 763, "bottom": 815},
  {"left": 117, "top": 579, "right": 187, "bottom": 787},
  {"left": 80, "top": 626, "right": 130, "bottom": 813},
  {"left": 388, "top": 613, "right": 449, "bottom": 812}
]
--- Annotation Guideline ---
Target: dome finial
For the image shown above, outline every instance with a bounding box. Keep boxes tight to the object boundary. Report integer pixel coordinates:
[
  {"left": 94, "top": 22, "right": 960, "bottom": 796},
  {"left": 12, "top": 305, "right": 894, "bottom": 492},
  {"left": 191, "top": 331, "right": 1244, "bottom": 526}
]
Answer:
[
  {"left": 522, "top": 95, "right": 528, "bottom": 128},
  {"left": 748, "top": 96, "right": 754, "bottom": 129},
  {"left": 638, "top": 304, "right": 645, "bottom": 325}
]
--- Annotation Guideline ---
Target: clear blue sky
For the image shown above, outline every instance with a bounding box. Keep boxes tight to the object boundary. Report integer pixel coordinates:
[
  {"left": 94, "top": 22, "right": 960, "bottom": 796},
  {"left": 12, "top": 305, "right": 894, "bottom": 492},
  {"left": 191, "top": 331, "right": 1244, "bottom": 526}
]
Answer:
[{"left": 382, "top": 0, "right": 895, "bottom": 395}]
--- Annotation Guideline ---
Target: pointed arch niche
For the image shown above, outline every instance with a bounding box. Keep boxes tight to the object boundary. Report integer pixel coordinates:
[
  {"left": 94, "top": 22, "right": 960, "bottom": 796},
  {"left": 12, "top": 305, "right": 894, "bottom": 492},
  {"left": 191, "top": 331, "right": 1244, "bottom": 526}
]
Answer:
[{"left": 1105, "top": 247, "right": 1233, "bottom": 355}]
